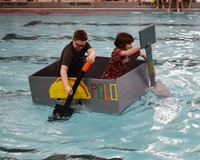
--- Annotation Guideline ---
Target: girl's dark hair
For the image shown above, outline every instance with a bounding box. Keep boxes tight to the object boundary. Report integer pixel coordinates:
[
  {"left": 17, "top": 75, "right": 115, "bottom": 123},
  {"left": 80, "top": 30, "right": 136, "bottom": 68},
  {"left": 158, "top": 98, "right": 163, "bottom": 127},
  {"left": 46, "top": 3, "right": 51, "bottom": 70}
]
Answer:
[
  {"left": 114, "top": 32, "right": 134, "bottom": 50},
  {"left": 73, "top": 29, "right": 88, "bottom": 41}
]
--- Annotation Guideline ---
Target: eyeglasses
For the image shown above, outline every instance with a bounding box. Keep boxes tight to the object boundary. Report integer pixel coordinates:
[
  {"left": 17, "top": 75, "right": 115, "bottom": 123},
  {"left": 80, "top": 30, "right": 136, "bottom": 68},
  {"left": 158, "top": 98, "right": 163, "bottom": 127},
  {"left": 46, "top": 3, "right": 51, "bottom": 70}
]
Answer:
[{"left": 74, "top": 40, "right": 86, "bottom": 48}]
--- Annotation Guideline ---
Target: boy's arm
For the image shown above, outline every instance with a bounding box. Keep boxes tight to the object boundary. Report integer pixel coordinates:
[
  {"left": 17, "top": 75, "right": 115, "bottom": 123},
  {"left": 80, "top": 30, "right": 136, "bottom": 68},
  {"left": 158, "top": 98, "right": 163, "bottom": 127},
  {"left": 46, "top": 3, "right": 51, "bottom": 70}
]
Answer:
[
  {"left": 86, "top": 48, "right": 96, "bottom": 63},
  {"left": 60, "top": 65, "right": 73, "bottom": 95}
]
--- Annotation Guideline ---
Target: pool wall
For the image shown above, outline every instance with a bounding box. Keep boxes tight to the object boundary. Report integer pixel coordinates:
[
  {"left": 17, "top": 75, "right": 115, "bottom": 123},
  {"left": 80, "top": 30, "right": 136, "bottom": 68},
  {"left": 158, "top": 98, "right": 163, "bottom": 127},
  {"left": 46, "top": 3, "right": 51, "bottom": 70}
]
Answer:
[{"left": 0, "top": 1, "right": 200, "bottom": 13}]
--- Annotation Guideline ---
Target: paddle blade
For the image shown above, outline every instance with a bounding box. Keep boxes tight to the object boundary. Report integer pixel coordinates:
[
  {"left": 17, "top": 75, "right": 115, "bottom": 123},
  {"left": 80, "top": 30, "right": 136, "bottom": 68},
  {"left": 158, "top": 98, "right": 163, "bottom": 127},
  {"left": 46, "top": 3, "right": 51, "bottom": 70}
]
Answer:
[
  {"left": 48, "top": 104, "right": 75, "bottom": 121},
  {"left": 150, "top": 79, "right": 172, "bottom": 98}
]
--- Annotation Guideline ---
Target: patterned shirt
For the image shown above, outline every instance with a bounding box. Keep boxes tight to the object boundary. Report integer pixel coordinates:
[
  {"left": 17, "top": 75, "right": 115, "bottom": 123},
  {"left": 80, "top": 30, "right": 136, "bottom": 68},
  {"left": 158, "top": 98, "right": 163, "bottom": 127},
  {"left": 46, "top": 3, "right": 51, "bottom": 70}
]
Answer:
[{"left": 101, "top": 48, "right": 140, "bottom": 79}]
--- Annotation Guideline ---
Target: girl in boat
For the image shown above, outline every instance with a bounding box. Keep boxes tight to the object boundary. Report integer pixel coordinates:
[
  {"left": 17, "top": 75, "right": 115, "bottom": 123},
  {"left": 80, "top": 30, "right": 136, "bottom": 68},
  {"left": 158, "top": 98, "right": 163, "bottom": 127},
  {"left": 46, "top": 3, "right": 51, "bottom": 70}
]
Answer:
[{"left": 101, "top": 32, "right": 147, "bottom": 80}]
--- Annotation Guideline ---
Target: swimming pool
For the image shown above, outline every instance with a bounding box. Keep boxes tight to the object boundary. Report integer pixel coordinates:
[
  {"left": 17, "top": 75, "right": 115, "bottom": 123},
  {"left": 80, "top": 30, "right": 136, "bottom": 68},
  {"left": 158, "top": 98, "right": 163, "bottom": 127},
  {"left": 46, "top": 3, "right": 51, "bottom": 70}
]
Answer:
[{"left": 0, "top": 12, "right": 200, "bottom": 160}]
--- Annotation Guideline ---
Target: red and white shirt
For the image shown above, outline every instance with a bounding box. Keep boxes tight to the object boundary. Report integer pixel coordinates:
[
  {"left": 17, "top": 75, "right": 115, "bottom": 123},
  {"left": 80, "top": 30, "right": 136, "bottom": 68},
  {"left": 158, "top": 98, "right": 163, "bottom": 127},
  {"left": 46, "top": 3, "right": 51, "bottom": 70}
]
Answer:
[{"left": 101, "top": 48, "right": 140, "bottom": 79}]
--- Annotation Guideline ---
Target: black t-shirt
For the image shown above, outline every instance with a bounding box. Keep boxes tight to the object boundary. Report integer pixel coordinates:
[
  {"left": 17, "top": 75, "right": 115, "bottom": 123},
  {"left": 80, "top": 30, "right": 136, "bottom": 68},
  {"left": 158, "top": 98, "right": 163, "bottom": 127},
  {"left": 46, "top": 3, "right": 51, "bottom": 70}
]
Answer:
[{"left": 58, "top": 41, "right": 91, "bottom": 77}]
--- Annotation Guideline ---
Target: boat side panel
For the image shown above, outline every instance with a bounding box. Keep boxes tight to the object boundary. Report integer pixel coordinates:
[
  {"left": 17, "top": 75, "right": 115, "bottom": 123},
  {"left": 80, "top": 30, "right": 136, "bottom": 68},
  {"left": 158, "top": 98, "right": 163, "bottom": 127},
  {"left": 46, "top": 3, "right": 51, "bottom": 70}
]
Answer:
[
  {"left": 30, "top": 60, "right": 60, "bottom": 77},
  {"left": 81, "top": 78, "right": 119, "bottom": 114},
  {"left": 28, "top": 76, "right": 57, "bottom": 105},
  {"left": 117, "top": 62, "right": 149, "bottom": 113},
  {"left": 127, "top": 59, "right": 146, "bottom": 73}
]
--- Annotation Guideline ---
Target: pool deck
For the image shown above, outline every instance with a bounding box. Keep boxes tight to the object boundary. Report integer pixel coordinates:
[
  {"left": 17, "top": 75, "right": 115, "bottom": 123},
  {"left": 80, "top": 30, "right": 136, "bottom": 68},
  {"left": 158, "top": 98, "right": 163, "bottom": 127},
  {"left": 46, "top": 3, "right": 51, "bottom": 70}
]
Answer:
[{"left": 0, "top": 1, "right": 200, "bottom": 14}]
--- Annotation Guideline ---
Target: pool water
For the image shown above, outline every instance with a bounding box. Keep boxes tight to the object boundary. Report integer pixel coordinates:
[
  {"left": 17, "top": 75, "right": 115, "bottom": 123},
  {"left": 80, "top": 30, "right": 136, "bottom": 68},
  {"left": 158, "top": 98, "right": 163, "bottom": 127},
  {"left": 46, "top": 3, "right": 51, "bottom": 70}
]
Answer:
[{"left": 0, "top": 12, "right": 200, "bottom": 160}]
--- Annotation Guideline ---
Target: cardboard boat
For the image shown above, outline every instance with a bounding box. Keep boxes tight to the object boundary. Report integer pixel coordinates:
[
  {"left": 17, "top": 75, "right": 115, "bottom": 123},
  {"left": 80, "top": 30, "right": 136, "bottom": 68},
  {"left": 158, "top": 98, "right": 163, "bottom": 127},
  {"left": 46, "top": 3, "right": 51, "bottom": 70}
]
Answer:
[
  {"left": 28, "top": 24, "right": 170, "bottom": 114},
  {"left": 28, "top": 56, "right": 149, "bottom": 114}
]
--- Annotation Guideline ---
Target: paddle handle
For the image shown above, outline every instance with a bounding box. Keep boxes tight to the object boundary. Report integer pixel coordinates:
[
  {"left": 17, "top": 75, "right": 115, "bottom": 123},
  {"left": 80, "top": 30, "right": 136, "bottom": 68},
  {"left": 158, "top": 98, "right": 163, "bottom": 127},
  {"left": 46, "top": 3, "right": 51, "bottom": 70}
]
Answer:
[
  {"left": 64, "top": 61, "right": 92, "bottom": 108},
  {"left": 82, "top": 61, "right": 91, "bottom": 72},
  {"left": 145, "top": 45, "right": 156, "bottom": 86}
]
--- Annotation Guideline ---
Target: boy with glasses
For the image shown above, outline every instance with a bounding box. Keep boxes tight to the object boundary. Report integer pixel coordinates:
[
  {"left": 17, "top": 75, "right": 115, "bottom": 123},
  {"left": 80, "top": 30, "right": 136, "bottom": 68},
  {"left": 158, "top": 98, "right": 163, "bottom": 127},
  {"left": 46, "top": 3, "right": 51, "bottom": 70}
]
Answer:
[{"left": 59, "top": 29, "right": 96, "bottom": 96}]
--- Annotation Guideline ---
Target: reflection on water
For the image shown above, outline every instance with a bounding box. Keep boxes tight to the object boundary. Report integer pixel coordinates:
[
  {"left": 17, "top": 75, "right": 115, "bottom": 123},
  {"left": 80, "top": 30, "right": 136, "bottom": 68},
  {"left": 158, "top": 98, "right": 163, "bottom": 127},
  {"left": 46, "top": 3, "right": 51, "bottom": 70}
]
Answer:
[
  {"left": 0, "top": 55, "right": 58, "bottom": 64},
  {"left": 1, "top": 33, "right": 199, "bottom": 42},
  {"left": 0, "top": 13, "right": 200, "bottom": 160}
]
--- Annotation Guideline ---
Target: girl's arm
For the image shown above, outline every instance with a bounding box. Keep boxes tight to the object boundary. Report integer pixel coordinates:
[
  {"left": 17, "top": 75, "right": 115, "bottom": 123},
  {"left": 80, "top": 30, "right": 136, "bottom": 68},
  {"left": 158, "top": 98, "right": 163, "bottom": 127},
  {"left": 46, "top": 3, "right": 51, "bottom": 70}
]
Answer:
[
  {"left": 139, "top": 51, "right": 147, "bottom": 60},
  {"left": 121, "top": 46, "right": 141, "bottom": 56}
]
